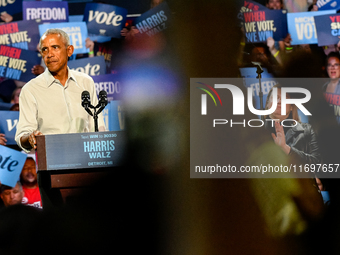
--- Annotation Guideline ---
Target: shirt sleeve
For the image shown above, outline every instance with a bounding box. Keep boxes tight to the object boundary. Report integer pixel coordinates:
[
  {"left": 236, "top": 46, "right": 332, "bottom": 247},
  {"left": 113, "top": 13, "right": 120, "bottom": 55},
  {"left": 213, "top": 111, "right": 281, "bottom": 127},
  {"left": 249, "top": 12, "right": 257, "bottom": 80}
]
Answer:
[{"left": 15, "top": 85, "right": 38, "bottom": 152}]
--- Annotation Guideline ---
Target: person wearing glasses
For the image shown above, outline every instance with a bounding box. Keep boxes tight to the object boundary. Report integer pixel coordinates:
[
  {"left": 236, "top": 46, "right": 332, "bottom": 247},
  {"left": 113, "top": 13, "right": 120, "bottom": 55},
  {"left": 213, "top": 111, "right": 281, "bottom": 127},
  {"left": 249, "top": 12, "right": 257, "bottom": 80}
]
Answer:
[{"left": 324, "top": 52, "right": 340, "bottom": 94}]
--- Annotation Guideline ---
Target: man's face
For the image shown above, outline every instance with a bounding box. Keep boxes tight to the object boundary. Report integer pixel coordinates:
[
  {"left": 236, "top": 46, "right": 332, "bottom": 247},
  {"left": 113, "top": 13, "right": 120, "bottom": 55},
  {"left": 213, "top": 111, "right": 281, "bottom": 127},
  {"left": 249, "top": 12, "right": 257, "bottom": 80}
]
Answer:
[
  {"left": 266, "top": 0, "right": 282, "bottom": 10},
  {"left": 40, "top": 34, "right": 74, "bottom": 75},
  {"left": 21, "top": 159, "right": 37, "bottom": 184},
  {"left": 251, "top": 47, "right": 268, "bottom": 65},
  {"left": 0, "top": 183, "right": 24, "bottom": 207}
]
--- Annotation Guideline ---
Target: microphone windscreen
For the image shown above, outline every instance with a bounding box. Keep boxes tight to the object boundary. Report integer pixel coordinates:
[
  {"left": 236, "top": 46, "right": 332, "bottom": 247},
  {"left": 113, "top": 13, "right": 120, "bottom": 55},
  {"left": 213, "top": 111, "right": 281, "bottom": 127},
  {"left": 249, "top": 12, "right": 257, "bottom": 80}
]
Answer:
[{"left": 81, "top": 90, "right": 90, "bottom": 99}]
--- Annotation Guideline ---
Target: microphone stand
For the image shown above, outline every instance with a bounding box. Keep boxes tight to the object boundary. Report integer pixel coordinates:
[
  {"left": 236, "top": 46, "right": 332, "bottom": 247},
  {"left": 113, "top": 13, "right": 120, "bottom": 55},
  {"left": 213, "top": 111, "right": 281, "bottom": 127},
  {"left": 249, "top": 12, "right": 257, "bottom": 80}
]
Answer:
[
  {"left": 252, "top": 62, "right": 264, "bottom": 121},
  {"left": 82, "top": 91, "right": 108, "bottom": 132},
  {"left": 88, "top": 105, "right": 99, "bottom": 132}
]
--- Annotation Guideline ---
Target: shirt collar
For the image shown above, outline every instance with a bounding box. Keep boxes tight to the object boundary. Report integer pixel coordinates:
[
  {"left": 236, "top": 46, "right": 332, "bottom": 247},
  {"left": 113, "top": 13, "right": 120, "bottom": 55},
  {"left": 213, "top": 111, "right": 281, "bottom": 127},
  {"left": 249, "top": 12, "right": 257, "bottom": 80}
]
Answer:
[{"left": 43, "top": 67, "right": 78, "bottom": 88}]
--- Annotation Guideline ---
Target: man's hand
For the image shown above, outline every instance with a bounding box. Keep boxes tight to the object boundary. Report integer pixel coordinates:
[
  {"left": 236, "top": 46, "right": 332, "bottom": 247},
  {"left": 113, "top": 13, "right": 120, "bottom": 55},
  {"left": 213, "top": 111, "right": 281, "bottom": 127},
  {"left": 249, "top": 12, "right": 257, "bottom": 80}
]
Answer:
[
  {"left": 20, "top": 131, "right": 43, "bottom": 150},
  {"left": 31, "top": 65, "right": 44, "bottom": 76},
  {"left": 0, "top": 133, "right": 7, "bottom": 146},
  {"left": 271, "top": 121, "right": 291, "bottom": 155},
  {"left": 85, "top": 38, "right": 94, "bottom": 52},
  {"left": 0, "top": 12, "right": 13, "bottom": 23}
]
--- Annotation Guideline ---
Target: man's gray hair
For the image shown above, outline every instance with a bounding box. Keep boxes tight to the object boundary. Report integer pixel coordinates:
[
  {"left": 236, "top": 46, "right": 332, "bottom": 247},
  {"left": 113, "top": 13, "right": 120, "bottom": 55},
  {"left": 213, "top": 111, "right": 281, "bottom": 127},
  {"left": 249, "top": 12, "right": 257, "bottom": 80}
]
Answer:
[{"left": 39, "top": 28, "right": 70, "bottom": 51}]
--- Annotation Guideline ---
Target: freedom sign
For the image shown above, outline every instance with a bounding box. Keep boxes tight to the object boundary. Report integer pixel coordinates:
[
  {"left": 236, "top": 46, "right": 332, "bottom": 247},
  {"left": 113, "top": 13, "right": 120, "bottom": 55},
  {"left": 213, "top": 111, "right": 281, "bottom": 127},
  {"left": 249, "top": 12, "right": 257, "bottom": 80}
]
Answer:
[
  {"left": 134, "top": 1, "right": 171, "bottom": 37},
  {"left": 39, "top": 22, "right": 88, "bottom": 55},
  {"left": 287, "top": 10, "right": 336, "bottom": 45},
  {"left": 23, "top": 1, "right": 69, "bottom": 23},
  {"left": 68, "top": 56, "right": 106, "bottom": 76},
  {"left": 0, "top": 20, "right": 40, "bottom": 51},
  {"left": 243, "top": 9, "right": 287, "bottom": 43},
  {"left": 92, "top": 74, "right": 121, "bottom": 102},
  {"left": 83, "top": 3, "right": 127, "bottom": 38},
  {"left": 0, "top": 46, "right": 41, "bottom": 82},
  {"left": 314, "top": 14, "right": 340, "bottom": 46},
  {"left": 0, "top": 111, "right": 19, "bottom": 145},
  {"left": 0, "top": 145, "right": 27, "bottom": 187}
]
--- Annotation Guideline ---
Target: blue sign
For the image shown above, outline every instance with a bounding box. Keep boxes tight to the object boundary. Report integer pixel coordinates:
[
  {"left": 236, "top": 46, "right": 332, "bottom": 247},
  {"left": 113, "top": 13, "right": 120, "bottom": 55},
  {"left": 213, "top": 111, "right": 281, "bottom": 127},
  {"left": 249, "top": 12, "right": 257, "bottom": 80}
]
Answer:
[
  {"left": 0, "top": 145, "right": 27, "bottom": 187},
  {"left": 102, "top": 100, "right": 124, "bottom": 131},
  {"left": 92, "top": 74, "right": 121, "bottom": 102},
  {"left": 0, "top": 20, "right": 40, "bottom": 51},
  {"left": 134, "top": 1, "right": 171, "bottom": 37},
  {"left": 0, "top": 45, "right": 41, "bottom": 82},
  {"left": 314, "top": 14, "right": 340, "bottom": 46},
  {"left": 287, "top": 10, "right": 336, "bottom": 45},
  {"left": 83, "top": 3, "right": 127, "bottom": 38},
  {"left": 317, "top": 0, "right": 340, "bottom": 11},
  {"left": 0, "top": 0, "right": 22, "bottom": 16},
  {"left": 23, "top": 1, "right": 69, "bottom": 23},
  {"left": 39, "top": 22, "right": 88, "bottom": 55},
  {"left": 0, "top": 111, "right": 18, "bottom": 145},
  {"left": 68, "top": 56, "right": 106, "bottom": 76},
  {"left": 243, "top": 9, "right": 287, "bottom": 43}
]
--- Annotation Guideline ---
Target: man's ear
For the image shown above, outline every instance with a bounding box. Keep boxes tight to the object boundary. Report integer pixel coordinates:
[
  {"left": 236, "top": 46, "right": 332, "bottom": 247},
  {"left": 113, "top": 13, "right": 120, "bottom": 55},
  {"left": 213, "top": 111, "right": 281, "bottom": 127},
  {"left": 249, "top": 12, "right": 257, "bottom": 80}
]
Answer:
[{"left": 67, "top": 45, "right": 74, "bottom": 57}]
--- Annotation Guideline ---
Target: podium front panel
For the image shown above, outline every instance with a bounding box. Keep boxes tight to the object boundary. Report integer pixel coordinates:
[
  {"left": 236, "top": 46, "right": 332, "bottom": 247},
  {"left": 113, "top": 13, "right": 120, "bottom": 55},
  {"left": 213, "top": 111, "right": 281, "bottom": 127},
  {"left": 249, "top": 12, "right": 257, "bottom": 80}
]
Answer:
[{"left": 37, "top": 131, "right": 124, "bottom": 171}]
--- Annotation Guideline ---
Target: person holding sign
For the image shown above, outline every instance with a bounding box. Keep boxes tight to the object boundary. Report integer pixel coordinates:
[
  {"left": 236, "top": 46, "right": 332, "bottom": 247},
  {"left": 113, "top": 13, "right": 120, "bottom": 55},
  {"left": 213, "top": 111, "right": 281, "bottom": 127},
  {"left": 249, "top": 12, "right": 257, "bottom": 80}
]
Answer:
[{"left": 15, "top": 29, "right": 105, "bottom": 152}]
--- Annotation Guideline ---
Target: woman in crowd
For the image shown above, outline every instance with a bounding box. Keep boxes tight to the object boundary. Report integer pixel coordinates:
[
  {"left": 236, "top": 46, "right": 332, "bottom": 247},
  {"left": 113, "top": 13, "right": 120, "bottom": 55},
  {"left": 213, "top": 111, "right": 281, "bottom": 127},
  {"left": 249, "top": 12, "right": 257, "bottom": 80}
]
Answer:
[{"left": 324, "top": 52, "right": 340, "bottom": 93}]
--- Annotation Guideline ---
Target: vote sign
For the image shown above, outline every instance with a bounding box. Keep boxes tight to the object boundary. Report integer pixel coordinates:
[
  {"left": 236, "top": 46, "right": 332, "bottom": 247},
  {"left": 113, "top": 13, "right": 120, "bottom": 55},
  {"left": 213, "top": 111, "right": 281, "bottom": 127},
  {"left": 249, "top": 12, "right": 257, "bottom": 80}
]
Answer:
[
  {"left": 0, "top": 145, "right": 27, "bottom": 187},
  {"left": 83, "top": 3, "right": 127, "bottom": 38}
]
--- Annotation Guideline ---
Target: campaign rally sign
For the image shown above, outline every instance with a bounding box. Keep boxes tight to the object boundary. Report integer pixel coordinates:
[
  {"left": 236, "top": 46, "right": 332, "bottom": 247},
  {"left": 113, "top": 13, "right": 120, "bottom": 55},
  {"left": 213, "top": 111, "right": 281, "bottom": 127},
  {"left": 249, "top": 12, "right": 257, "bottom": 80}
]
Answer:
[
  {"left": 68, "top": 56, "right": 106, "bottom": 76},
  {"left": 92, "top": 74, "right": 121, "bottom": 102},
  {"left": 0, "top": 20, "right": 40, "bottom": 51},
  {"left": 102, "top": 100, "right": 124, "bottom": 131},
  {"left": 0, "top": 0, "right": 22, "bottom": 16},
  {"left": 23, "top": 1, "right": 69, "bottom": 23},
  {"left": 134, "top": 1, "right": 171, "bottom": 37},
  {"left": 314, "top": 14, "right": 340, "bottom": 46},
  {"left": 39, "top": 22, "right": 88, "bottom": 55},
  {"left": 83, "top": 3, "right": 127, "bottom": 38},
  {"left": 0, "top": 145, "right": 27, "bottom": 187},
  {"left": 0, "top": 46, "right": 41, "bottom": 82},
  {"left": 0, "top": 111, "right": 19, "bottom": 145},
  {"left": 324, "top": 92, "right": 340, "bottom": 123},
  {"left": 242, "top": 77, "right": 278, "bottom": 112},
  {"left": 243, "top": 9, "right": 287, "bottom": 43},
  {"left": 237, "top": 0, "right": 267, "bottom": 22},
  {"left": 287, "top": 10, "right": 336, "bottom": 45},
  {"left": 317, "top": 0, "right": 340, "bottom": 11}
]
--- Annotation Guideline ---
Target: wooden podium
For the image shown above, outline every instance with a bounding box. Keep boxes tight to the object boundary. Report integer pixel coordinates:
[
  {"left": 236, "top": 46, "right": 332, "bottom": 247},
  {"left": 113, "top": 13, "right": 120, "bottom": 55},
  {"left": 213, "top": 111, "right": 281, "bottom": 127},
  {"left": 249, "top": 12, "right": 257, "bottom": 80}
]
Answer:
[{"left": 36, "top": 131, "right": 125, "bottom": 207}]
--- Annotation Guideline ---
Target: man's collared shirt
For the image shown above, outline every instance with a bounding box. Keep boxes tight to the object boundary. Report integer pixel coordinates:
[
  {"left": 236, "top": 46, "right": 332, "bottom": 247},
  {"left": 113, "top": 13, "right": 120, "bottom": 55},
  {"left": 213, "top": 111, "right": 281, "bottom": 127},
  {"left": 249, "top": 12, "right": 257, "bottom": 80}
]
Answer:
[{"left": 15, "top": 67, "right": 105, "bottom": 152}]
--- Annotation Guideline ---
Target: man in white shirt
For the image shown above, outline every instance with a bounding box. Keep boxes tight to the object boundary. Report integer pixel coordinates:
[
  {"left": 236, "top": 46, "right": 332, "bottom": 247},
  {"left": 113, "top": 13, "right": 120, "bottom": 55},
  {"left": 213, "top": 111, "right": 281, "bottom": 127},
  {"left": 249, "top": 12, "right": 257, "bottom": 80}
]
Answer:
[{"left": 15, "top": 28, "right": 105, "bottom": 152}]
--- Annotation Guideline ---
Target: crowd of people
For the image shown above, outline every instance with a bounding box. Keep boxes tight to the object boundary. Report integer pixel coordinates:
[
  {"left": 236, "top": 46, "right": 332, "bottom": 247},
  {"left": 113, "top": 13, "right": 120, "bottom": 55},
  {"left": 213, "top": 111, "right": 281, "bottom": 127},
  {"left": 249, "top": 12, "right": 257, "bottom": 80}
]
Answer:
[{"left": 238, "top": 0, "right": 340, "bottom": 206}]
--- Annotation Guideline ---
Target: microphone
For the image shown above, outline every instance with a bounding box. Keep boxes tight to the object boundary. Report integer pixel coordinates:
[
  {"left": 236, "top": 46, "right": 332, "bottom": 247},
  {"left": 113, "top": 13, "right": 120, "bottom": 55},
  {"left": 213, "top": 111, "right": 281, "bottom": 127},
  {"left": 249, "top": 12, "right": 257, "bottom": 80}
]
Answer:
[
  {"left": 251, "top": 61, "right": 263, "bottom": 72},
  {"left": 81, "top": 91, "right": 93, "bottom": 116},
  {"left": 96, "top": 90, "right": 108, "bottom": 115}
]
